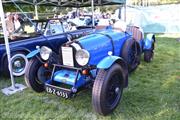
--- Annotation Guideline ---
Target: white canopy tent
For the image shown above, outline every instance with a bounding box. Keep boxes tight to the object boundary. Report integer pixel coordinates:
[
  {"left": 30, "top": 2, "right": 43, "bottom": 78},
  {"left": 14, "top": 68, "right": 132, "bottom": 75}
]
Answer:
[{"left": 2, "top": 0, "right": 126, "bottom": 19}]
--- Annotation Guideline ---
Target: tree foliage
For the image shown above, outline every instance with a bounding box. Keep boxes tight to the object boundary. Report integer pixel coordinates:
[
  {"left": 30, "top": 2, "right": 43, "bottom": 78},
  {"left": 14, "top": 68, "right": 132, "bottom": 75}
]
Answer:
[{"left": 2, "top": 0, "right": 180, "bottom": 14}]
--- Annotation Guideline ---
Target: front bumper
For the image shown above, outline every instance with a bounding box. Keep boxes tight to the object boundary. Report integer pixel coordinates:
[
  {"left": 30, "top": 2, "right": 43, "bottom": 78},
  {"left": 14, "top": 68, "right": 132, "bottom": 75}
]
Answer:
[{"left": 44, "top": 64, "right": 95, "bottom": 98}]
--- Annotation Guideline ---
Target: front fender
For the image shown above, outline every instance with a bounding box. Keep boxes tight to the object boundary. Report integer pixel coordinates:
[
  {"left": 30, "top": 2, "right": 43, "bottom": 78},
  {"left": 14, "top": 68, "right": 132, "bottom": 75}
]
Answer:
[
  {"left": 97, "top": 56, "right": 122, "bottom": 69},
  {"left": 26, "top": 49, "right": 40, "bottom": 59},
  {"left": 143, "top": 34, "right": 155, "bottom": 50},
  {"left": 97, "top": 55, "right": 128, "bottom": 87}
]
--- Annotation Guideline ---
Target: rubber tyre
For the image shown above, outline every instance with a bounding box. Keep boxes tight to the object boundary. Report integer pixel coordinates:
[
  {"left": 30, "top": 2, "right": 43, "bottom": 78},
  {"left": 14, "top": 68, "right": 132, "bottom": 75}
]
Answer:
[
  {"left": 144, "top": 50, "right": 154, "bottom": 62},
  {"left": 92, "top": 63, "right": 125, "bottom": 115},
  {"left": 3, "top": 52, "right": 28, "bottom": 77},
  {"left": 121, "top": 39, "right": 141, "bottom": 72},
  {"left": 25, "top": 57, "right": 51, "bottom": 92}
]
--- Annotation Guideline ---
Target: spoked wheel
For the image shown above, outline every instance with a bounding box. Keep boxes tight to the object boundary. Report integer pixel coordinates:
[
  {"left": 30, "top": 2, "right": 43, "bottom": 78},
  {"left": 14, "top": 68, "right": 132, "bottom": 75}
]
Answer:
[
  {"left": 92, "top": 63, "right": 125, "bottom": 115},
  {"left": 11, "top": 53, "right": 28, "bottom": 76},
  {"left": 3, "top": 52, "right": 28, "bottom": 77},
  {"left": 144, "top": 39, "right": 155, "bottom": 62},
  {"left": 106, "top": 75, "right": 122, "bottom": 110},
  {"left": 144, "top": 50, "right": 154, "bottom": 62},
  {"left": 121, "top": 39, "right": 141, "bottom": 72},
  {"left": 25, "top": 57, "right": 52, "bottom": 92},
  {"left": 128, "top": 41, "right": 141, "bottom": 71}
]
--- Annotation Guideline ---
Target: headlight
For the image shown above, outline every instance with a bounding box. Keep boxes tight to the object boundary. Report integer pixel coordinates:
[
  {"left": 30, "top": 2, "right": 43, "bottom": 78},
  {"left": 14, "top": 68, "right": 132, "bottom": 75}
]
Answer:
[
  {"left": 75, "top": 49, "right": 90, "bottom": 66},
  {"left": 40, "top": 46, "right": 52, "bottom": 60}
]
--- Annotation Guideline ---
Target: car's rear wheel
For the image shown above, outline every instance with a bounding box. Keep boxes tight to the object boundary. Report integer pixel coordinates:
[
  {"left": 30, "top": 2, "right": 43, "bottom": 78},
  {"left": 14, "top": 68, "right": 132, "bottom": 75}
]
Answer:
[
  {"left": 144, "top": 50, "right": 154, "bottom": 62},
  {"left": 25, "top": 57, "right": 52, "bottom": 92},
  {"left": 3, "top": 52, "right": 28, "bottom": 77},
  {"left": 121, "top": 39, "right": 141, "bottom": 72},
  {"left": 92, "top": 63, "right": 124, "bottom": 115}
]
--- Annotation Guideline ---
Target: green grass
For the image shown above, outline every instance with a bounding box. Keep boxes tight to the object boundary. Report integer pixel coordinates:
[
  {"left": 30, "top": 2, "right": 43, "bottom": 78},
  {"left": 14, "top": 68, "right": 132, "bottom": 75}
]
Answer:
[{"left": 0, "top": 35, "right": 180, "bottom": 120}]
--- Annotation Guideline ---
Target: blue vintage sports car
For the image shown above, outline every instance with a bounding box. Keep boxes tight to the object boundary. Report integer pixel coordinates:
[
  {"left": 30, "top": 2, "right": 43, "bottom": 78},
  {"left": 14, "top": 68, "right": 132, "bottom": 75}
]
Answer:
[
  {"left": 0, "top": 19, "right": 93, "bottom": 77},
  {"left": 25, "top": 23, "right": 155, "bottom": 115}
]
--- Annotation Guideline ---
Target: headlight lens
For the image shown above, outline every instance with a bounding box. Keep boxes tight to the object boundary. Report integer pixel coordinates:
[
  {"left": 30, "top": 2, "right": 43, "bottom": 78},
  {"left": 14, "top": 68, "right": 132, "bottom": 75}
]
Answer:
[
  {"left": 40, "top": 46, "right": 52, "bottom": 60},
  {"left": 75, "top": 49, "right": 90, "bottom": 66}
]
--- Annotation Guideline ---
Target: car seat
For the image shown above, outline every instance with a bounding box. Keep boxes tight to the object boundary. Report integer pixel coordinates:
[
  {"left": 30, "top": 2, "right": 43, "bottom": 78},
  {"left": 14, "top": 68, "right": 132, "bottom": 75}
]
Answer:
[{"left": 126, "top": 26, "right": 143, "bottom": 41}]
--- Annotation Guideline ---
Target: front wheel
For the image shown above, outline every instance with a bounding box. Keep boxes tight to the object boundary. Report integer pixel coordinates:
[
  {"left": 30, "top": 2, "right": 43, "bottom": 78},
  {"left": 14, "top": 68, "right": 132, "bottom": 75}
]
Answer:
[
  {"left": 25, "top": 57, "right": 52, "bottom": 92},
  {"left": 92, "top": 64, "right": 125, "bottom": 115}
]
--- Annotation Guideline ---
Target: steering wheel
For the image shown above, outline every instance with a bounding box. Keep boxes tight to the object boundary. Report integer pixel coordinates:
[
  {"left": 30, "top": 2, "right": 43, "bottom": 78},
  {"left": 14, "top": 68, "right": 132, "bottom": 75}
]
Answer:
[
  {"left": 68, "top": 22, "right": 77, "bottom": 31},
  {"left": 67, "top": 34, "right": 73, "bottom": 41}
]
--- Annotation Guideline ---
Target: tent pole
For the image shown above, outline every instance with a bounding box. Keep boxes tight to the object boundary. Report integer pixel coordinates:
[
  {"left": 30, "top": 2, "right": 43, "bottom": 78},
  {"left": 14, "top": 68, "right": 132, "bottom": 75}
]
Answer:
[
  {"left": 0, "top": 0, "right": 15, "bottom": 89},
  {"left": 91, "top": 0, "right": 95, "bottom": 27},
  {"left": 35, "top": 4, "right": 38, "bottom": 19},
  {"left": 124, "top": 1, "right": 126, "bottom": 22}
]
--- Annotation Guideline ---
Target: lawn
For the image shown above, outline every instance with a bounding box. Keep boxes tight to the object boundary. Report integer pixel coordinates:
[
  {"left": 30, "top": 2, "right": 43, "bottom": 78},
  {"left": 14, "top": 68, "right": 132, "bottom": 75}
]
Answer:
[{"left": 0, "top": 34, "right": 180, "bottom": 120}]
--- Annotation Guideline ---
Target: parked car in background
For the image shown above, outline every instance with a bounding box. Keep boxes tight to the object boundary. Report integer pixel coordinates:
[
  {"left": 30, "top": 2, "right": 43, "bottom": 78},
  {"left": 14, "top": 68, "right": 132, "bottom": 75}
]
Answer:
[
  {"left": 67, "top": 16, "right": 98, "bottom": 27},
  {"left": 25, "top": 21, "right": 155, "bottom": 115},
  {"left": 0, "top": 18, "right": 93, "bottom": 77}
]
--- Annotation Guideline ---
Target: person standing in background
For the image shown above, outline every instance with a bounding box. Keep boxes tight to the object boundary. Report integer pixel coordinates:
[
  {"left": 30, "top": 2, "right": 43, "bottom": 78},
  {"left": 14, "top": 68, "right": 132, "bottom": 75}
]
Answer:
[
  {"left": 13, "top": 13, "right": 21, "bottom": 31},
  {"left": 5, "top": 12, "right": 15, "bottom": 35}
]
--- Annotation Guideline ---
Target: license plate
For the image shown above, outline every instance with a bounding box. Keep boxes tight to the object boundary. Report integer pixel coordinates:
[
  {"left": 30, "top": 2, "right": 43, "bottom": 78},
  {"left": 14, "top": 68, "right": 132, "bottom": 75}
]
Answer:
[{"left": 45, "top": 85, "right": 70, "bottom": 98}]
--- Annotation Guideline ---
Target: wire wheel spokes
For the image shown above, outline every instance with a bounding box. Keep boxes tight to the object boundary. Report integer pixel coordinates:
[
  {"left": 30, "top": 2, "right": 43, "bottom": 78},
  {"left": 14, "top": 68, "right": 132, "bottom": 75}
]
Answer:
[
  {"left": 12, "top": 57, "right": 26, "bottom": 73},
  {"left": 129, "top": 42, "right": 138, "bottom": 65},
  {"left": 106, "top": 74, "right": 122, "bottom": 108},
  {"left": 36, "top": 66, "right": 52, "bottom": 84}
]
